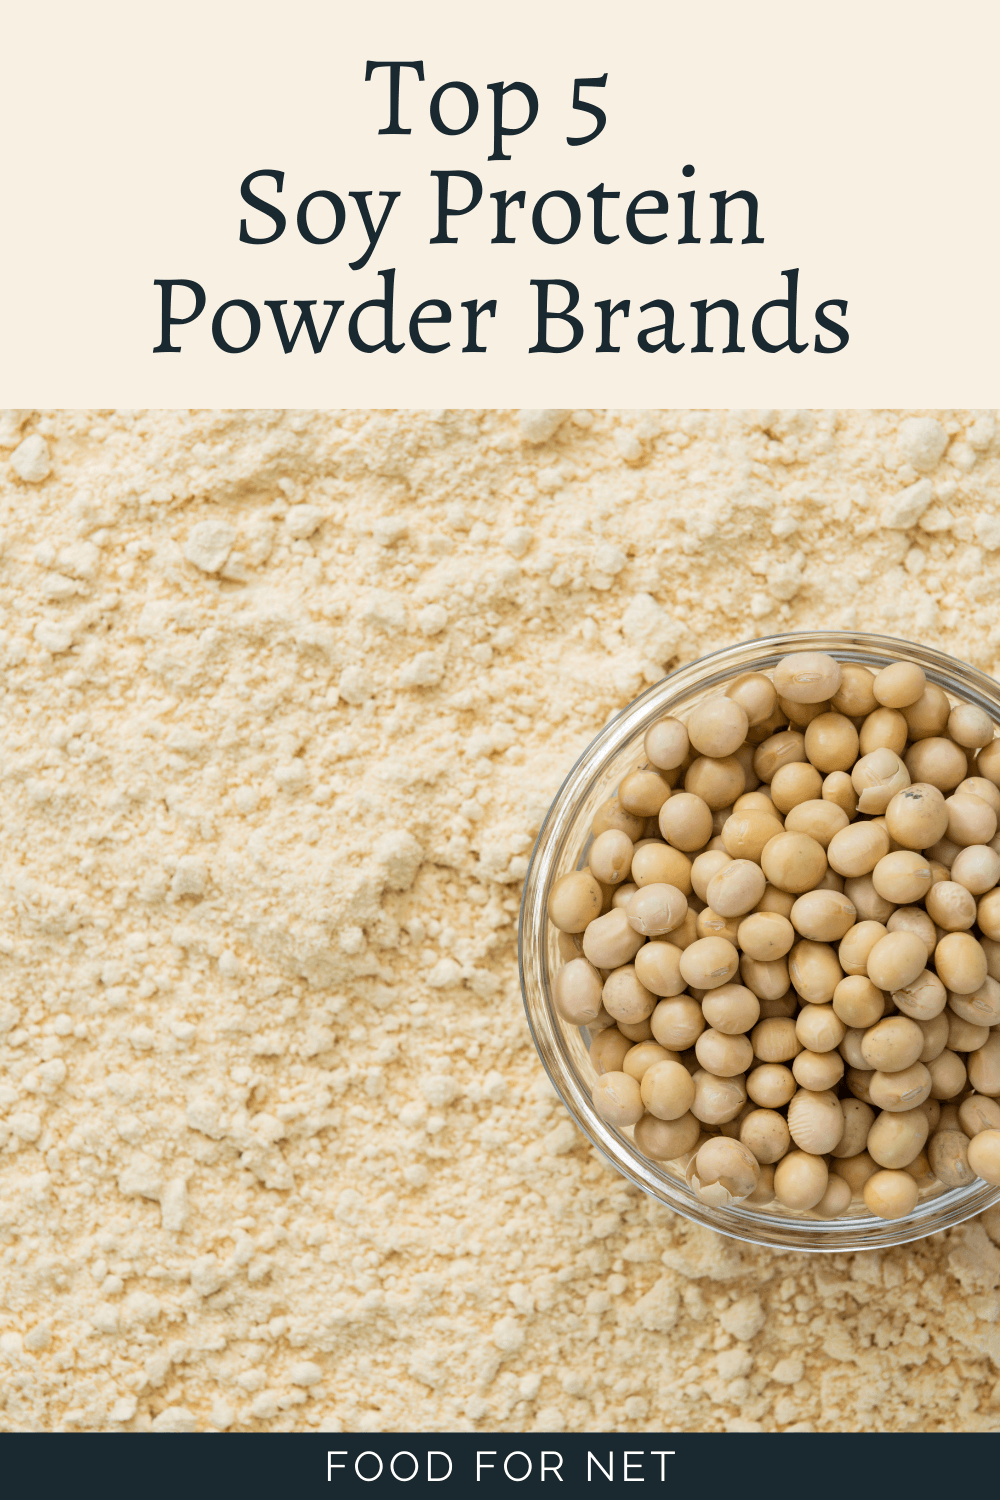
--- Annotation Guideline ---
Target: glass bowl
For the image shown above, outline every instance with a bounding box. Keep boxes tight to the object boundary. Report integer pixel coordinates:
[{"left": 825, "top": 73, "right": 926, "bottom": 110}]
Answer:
[{"left": 519, "top": 630, "right": 1000, "bottom": 1251}]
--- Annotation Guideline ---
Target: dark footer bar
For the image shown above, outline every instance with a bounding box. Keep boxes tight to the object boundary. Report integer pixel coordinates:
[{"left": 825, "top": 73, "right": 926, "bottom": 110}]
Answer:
[{"left": 0, "top": 1430, "right": 991, "bottom": 1498}]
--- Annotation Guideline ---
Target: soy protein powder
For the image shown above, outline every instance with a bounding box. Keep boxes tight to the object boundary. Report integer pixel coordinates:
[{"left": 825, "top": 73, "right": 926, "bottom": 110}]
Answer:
[{"left": 0, "top": 406, "right": 998, "bottom": 1434}]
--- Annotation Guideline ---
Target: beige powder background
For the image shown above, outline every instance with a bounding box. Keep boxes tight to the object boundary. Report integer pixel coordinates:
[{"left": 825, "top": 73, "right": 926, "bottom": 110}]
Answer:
[{"left": 0, "top": 406, "right": 998, "bottom": 1434}]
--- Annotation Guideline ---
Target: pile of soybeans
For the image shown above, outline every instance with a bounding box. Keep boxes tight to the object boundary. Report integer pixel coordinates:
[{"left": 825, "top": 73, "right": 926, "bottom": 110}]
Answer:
[{"left": 547, "top": 649, "right": 1000, "bottom": 1221}]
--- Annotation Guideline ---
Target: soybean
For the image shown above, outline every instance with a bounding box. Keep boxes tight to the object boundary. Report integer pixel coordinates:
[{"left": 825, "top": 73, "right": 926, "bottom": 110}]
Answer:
[{"left": 561, "top": 646, "right": 1000, "bottom": 1224}]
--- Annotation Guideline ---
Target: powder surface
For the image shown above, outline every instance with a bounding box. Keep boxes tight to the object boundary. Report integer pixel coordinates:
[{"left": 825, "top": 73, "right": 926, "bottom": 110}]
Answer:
[{"left": 0, "top": 406, "right": 999, "bottom": 1434}]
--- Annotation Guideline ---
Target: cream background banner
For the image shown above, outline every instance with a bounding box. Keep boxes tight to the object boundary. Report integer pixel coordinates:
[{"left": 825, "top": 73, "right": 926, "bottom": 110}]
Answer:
[{"left": 2, "top": 0, "right": 997, "bottom": 406}]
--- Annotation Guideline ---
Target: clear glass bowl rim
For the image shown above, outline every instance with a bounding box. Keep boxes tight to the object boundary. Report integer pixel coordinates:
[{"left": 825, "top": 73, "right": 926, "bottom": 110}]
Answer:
[{"left": 518, "top": 629, "right": 1000, "bottom": 1253}]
